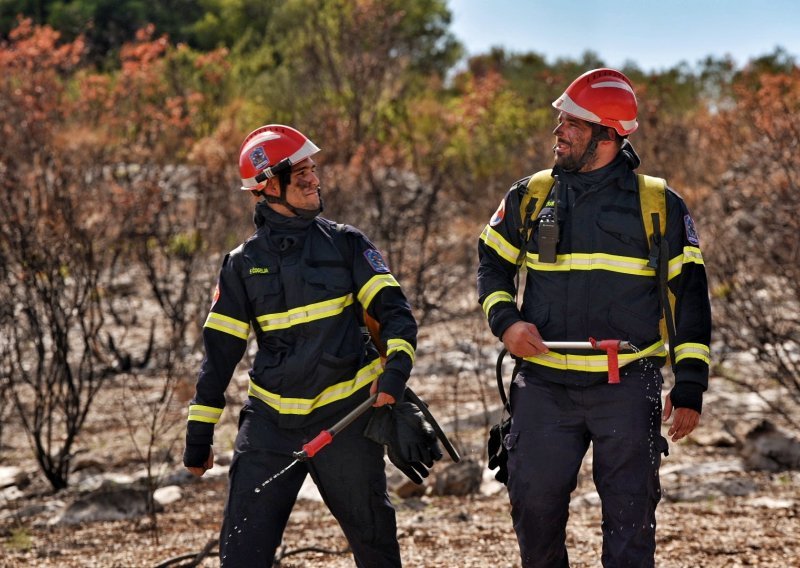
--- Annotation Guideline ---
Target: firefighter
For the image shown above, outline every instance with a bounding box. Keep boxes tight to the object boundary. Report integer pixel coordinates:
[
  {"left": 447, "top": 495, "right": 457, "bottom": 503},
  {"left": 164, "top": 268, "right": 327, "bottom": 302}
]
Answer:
[
  {"left": 477, "top": 69, "right": 711, "bottom": 567},
  {"left": 183, "top": 124, "right": 418, "bottom": 566}
]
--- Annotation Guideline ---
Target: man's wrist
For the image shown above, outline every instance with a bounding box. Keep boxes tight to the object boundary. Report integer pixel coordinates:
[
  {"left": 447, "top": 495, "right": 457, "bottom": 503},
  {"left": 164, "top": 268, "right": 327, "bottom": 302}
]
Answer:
[{"left": 669, "top": 382, "right": 704, "bottom": 413}]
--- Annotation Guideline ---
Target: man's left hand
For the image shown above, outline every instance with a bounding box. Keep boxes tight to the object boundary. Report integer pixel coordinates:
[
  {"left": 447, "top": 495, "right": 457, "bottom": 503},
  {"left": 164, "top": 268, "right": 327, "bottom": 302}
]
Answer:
[
  {"left": 662, "top": 395, "right": 700, "bottom": 442},
  {"left": 370, "top": 380, "right": 396, "bottom": 407}
]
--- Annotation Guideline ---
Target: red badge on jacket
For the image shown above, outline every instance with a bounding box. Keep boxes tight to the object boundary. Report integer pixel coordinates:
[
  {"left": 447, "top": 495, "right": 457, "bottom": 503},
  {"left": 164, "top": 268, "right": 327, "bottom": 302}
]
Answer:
[{"left": 490, "top": 199, "right": 506, "bottom": 226}]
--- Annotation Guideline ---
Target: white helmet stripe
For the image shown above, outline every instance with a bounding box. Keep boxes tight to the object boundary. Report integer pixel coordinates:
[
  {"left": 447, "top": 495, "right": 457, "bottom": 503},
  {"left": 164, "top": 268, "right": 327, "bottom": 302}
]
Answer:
[
  {"left": 591, "top": 80, "right": 635, "bottom": 94},
  {"left": 287, "top": 139, "right": 321, "bottom": 165},
  {"left": 554, "top": 93, "right": 602, "bottom": 123}
]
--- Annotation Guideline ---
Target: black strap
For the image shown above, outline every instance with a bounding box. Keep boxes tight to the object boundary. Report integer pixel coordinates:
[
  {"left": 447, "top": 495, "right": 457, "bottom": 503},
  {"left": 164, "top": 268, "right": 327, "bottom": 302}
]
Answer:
[
  {"left": 652, "top": 213, "right": 678, "bottom": 364},
  {"left": 496, "top": 348, "right": 509, "bottom": 411},
  {"left": 499, "top": 183, "right": 544, "bottom": 413},
  {"left": 404, "top": 386, "right": 461, "bottom": 463}
]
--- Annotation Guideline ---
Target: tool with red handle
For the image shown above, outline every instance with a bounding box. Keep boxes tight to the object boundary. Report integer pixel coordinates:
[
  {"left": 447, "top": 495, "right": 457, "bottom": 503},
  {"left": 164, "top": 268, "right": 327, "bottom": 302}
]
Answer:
[
  {"left": 543, "top": 339, "right": 634, "bottom": 384},
  {"left": 293, "top": 393, "right": 379, "bottom": 461},
  {"left": 255, "top": 393, "right": 379, "bottom": 493}
]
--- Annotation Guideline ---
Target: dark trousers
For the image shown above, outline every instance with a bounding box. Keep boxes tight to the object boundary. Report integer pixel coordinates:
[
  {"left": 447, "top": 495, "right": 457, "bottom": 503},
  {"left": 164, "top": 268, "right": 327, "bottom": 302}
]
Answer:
[
  {"left": 219, "top": 402, "right": 401, "bottom": 567},
  {"left": 505, "top": 362, "right": 668, "bottom": 568}
]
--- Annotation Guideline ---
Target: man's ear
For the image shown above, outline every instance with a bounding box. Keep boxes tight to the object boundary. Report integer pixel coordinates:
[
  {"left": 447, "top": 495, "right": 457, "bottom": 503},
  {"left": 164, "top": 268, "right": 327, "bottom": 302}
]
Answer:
[{"left": 262, "top": 178, "right": 281, "bottom": 197}]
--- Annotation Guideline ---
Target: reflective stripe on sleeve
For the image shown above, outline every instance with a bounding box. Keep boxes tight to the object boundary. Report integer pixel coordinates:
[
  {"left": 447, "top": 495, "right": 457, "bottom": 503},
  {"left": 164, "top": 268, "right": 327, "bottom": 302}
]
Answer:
[
  {"left": 387, "top": 338, "right": 415, "bottom": 364},
  {"left": 668, "top": 246, "right": 705, "bottom": 281},
  {"left": 357, "top": 274, "right": 400, "bottom": 310},
  {"left": 480, "top": 225, "right": 520, "bottom": 265},
  {"left": 204, "top": 312, "right": 250, "bottom": 340},
  {"left": 187, "top": 404, "right": 223, "bottom": 424},
  {"left": 673, "top": 342, "right": 710, "bottom": 364},
  {"left": 482, "top": 290, "right": 515, "bottom": 318},
  {"left": 247, "top": 357, "right": 383, "bottom": 416}
]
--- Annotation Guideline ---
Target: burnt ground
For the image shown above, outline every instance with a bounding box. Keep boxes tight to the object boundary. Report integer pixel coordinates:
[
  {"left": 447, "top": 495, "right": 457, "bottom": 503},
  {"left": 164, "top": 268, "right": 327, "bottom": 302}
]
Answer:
[{"left": 1, "top": 321, "right": 799, "bottom": 567}]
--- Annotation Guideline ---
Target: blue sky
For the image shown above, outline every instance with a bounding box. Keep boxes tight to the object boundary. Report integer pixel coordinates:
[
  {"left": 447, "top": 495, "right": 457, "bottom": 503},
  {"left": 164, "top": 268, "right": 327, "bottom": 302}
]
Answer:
[{"left": 448, "top": 0, "right": 800, "bottom": 72}]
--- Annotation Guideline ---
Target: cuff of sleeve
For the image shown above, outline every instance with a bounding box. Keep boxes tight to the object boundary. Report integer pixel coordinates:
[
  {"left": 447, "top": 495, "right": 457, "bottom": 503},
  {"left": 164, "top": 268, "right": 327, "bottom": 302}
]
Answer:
[
  {"left": 186, "top": 421, "right": 215, "bottom": 446},
  {"left": 492, "top": 311, "right": 523, "bottom": 341},
  {"left": 670, "top": 382, "right": 705, "bottom": 413},
  {"left": 378, "top": 368, "right": 407, "bottom": 402},
  {"left": 183, "top": 444, "right": 211, "bottom": 468},
  {"left": 673, "top": 361, "right": 709, "bottom": 389}
]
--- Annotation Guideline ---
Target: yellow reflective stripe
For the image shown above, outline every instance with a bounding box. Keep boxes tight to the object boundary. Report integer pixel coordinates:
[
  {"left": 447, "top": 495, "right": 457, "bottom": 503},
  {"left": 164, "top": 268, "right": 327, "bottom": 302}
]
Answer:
[
  {"left": 523, "top": 341, "right": 667, "bottom": 372},
  {"left": 668, "top": 246, "right": 705, "bottom": 281},
  {"left": 480, "top": 225, "right": 520, "bottom": 265},
  {"left": 247, "top": 358, "right": 383, "bottom": 415},
  {"left": 482, "top": 290, "right": 515, "bottom": 318},
  {"left": 387, "top": 338, "right": 415, "bottom": 364},
  {"left": 684, "top": 246, "right": 704, "bottom": 265},
  {"left": 357, "top": 274, "right": 400, "bottom": 310},
  {"left": 187, "top": 404, "right": 223, "bottom": 424},
  {"left": 673, "top": 342, "right": 710, "bottom": 364},
  {"left": 257, "top": 294, "right": 354, "bottom": 332},
  {"left": 527, "top": 252, "right": 655, "bottom": 276},
  {"left": 204, "top": 312, "right": 250, "bottom": 340}
]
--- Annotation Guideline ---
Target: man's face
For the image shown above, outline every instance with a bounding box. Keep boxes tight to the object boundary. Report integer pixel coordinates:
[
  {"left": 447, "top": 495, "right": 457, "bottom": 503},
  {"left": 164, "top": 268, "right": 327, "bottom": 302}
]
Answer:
[
  {"left": 552, "top": 112, "right": 594, "bottom": 171},
  {"left": 279, "top": 158, "right": 320, "bottom": 213}
]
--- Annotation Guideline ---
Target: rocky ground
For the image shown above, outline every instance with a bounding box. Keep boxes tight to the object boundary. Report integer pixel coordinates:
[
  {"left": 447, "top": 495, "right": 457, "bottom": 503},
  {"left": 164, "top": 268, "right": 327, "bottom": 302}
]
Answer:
[{"left": 1, "top": 323, "right": 799, "bottom": 567}]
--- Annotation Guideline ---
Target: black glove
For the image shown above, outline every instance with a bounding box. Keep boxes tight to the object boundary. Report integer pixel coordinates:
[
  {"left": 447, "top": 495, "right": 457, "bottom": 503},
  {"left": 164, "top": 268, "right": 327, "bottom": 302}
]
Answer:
[
  {"left": 183, "top": 443, "right": 211, "bottom": 468},
  {"left": 364, "top": 402, "right": 443, "bottom": 484},
  {"left": 392, "top": 401, "right": 443, "bottom": 466},
  {"left": 669, "top": 382, "right": 704, "bottom": 413},
  {"left": 487, "top": 417, "right": 511, "bottom": 485}
]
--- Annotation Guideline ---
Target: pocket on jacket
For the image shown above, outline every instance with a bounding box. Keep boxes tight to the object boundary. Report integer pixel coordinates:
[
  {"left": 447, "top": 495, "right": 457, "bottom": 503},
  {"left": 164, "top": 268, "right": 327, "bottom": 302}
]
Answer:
[
  {"left": 243, "top": 272, "right": 282, "bottom": 303},
  {"left": 608, "top": 301, "right": 658, "bottom": 344},
  {"left": 317, "top": 351, "right": 361, "bottom": 385},
  {"left": 303, "top": 264, "right": 352, "bottom": 293}
]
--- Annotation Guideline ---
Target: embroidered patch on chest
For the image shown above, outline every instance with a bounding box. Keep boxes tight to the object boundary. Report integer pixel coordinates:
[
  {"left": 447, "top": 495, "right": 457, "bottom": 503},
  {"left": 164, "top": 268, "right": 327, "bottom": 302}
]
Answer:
[
  {"left": 490, "top": 199, "right": 506, "bottom": 226},
  {"left": 364, "top": 249, "right": 390, "bottom": 273},
  {"left": 684, "top": 214, "right": 700, "bottom": 245}
]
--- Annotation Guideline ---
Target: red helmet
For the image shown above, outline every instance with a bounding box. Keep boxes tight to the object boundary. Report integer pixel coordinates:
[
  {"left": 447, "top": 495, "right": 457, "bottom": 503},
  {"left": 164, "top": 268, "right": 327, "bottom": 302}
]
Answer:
[
  {"left": 552, "top": 68, "right": 638, "bottom": 136},
  {"left": 238, "top": 124, "right": 320, "bottom": 191}
]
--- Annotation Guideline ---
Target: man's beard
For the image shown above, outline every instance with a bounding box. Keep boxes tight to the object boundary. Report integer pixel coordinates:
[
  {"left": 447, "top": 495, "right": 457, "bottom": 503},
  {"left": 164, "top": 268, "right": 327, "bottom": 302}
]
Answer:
[{"left": 554, "top": 139, "right": 599, "bottom": 172}]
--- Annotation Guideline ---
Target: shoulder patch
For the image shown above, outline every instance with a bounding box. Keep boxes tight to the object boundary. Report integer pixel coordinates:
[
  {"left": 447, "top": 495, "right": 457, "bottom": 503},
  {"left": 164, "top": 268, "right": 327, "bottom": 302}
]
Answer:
[
  {"left": 684, "top": 214, "right": 700, "bottom": 245},
  {"left": 490, "top": 199, "right": 506, "bottom": 226},
  {"left": 364, "top": 249, "right": 390, "bottom": 273}
]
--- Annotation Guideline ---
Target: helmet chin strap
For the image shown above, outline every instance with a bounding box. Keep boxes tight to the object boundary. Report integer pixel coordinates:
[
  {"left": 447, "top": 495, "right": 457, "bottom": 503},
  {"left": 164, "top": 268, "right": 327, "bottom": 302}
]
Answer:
[
  {"left": 564, "top": 139, "right": 598, "bottom": 172},
  {"left": 263, "top": 188, "right": 324, "bottom": 219}
]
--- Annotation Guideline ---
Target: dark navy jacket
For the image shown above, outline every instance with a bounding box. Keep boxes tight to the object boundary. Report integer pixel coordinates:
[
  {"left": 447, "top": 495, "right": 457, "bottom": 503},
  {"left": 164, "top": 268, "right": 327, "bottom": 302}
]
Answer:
[
  {"left": 187, "top": 204, "right": 417, "bottom": 445},
  {"left": 478, "top": 144, "right": 711, "bottom": 389}
]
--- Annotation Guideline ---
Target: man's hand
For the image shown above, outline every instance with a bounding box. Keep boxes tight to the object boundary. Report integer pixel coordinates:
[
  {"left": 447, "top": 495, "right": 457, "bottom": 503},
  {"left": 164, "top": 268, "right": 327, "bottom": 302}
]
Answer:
[
  {"left": 662, "top": 395, "right": 701, "bottom": 442},
  {"left": 186, "top": 446, "right": 214, "bottom": 477},
  {"left": 370, "top": 379, "right": 396, "bottom": 407},
  {"left": 501, "top": 321, "right": 549, "bottom": 358}
]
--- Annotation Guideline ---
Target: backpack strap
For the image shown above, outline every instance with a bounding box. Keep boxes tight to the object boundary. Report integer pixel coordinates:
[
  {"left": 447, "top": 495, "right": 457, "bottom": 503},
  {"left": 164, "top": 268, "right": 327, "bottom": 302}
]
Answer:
[
  {"left": 518, "top": 169, "right": 555, "bottom": 251},
  {"left": 637, "top": 174, "right": 677, "bottom": 365}
]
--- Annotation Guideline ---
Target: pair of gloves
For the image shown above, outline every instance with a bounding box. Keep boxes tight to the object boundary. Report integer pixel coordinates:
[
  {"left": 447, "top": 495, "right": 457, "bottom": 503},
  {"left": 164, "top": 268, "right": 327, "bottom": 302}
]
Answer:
[
  {"left": 486, "top": 416, "right": 510, "bottom": 485},
  {"left": 364, "top": 401, "right": 443, "bottom": 484}
]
